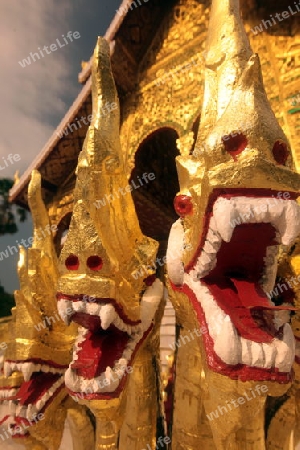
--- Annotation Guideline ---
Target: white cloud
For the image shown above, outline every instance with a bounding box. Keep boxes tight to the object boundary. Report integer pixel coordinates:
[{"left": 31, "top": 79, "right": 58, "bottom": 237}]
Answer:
[{"left": 0, "top": 0, "right": 79, "bottom": 177}]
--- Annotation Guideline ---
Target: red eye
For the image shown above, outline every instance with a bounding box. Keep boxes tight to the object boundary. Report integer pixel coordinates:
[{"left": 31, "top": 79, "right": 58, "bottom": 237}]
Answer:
[
  {"left": 87, "top": 256, "right": 103, "bottom": 271},
  {"left": 272, "top": 140, "right": 289, "bottom": 166},
  {"left": 222, "top": 133, "right": 248, "bottom": 160},
  {"left": 65, "top": 254, "right": 79, "bottom": 270},
  {"left": 174, "top": 195, "right": 193, "bottom": 217}
]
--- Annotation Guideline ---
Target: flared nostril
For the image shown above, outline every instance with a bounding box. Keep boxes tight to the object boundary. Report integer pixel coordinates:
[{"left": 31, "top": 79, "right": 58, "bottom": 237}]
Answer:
[
  {"left": 222, "top": 132, "right": 248, "bottom": 161},
  {"left": 65, "top": 254, "right": 80, "bottom": 270},
  {"left": 87, "top": 256, "right": 103, "bottom": 271}
]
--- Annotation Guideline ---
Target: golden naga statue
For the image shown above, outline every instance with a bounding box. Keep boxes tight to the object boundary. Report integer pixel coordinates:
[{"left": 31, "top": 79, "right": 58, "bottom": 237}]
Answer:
[
  {"left": 1, "top": 0, "right": 300, "bottom": 449},
  {"left": 266, "top": 237, "right": 300, "bottom": 449},
  {"left": 166, "top": 0, "right": 300, "bottom": 448},
  {"left": 0, "top": 171, "right": 95, "bottom": 450},
  {"left": 56, "top": 38, "right": 165, "bottom": 450}
]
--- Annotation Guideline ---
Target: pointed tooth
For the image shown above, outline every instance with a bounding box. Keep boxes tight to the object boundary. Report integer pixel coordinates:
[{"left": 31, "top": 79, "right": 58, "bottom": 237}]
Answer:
[
  {"left": 8, "top": 400, "right": 16, "bottom": 414},
  {"left": 105, "top": 367, "right": 115, "bottom": 383},
  {"left": 213, "top": 198, "right": 235, "bottom": 242},
  {"left": 240, "top": 338, "right": 252, "bottom": 366},
  {"left": 4, "top": 362, "right": 12, "bottom": 378},
  {"left": 200, "top": 251, "right": 213, "bottom": 266},
  {"left": 86, "top": 302, "right": 101, "bottom": 315},
  {"left": 73, "top": 301, "right": 85, "bottom": 313},
  {"left": 214, "top": 315, "right": 240, "bottom": 364},
  {"left": 203, "top": 239, "right": 218, "bottom": 254},
  {"left": 140, "top": 279, "right": 163, "bottom": 330},
  {"left": 104, "top": 368, "right": 119, "bottom": 392},
  {"left": 249, "top": 342, "right": 264, "bottom": 367},
  {"left": 274, "top": 324, "right": 295, "bottom": 372},
  {"left": 209, "top": 216, "right": 219, "bottom": 235},
  {"left": 99, "top": 305, "right": 116, "bottom": 330},
  {"left": 166, "top": 219, "right": 185, "bottom": 285},
  {"left": 273, "top": 310, "right": 291, "bottom": 331},
  {"left": 21, "top": 362, "right": 35, "bottom": 382},
  {"left": 118, "top": 358, "right": 128, "bottom": 368},
  {"left": 262, "top": 343, "right": 276, "bottom": 368},
  {"left": 57, "top": 299, "right": 74, "bottom": 325},
  {"left": 26, "top": 404, "right": 37, "bottom": 421},
  {"left": 281, "top": 201, "right": 300, "bottom": 246},
  {"left": 65, "top": 367, "right": 80, "bottom": 391},
  {"left": 36, "top": 399, "right": 44, "bottom": 411}
]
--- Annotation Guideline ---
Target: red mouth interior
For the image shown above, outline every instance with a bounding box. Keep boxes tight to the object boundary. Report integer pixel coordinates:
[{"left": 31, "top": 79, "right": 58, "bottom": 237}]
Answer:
[
  {"left": 16, "top": 373, "right": 61, "bottom": 406},
  {"left": 71, "top": 313, "right": 130, "bottom": 379},
  {"left": 202, "top": 223, "right": 294, "bottom": 343}
]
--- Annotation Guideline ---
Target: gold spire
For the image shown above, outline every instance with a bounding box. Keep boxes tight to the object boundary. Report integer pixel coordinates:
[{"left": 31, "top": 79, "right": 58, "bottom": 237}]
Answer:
[
  {"left": 8, "top": 171, "right": 77, "bottom": 365},
  {"left": 194, "top": 0, "right": 293, "bottom": 171},
  {"left": 174, "top": 0, "right": 300, "bottom": 266},
  {"left": 58, "top": 38, "right": 158, "bottom": 321}
]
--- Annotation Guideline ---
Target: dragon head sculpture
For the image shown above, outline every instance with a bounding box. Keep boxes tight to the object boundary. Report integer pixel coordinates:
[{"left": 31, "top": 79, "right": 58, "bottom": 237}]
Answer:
[
  {"left": 0, "top": 315, "right": 23, "bottom": 438},
  {"left": 167, "top": 0, "right": 300, "bottom": 385},
  {"left": 56, "top": 38, "right": 163, "bottom": 410},
  {"left": 3, "top": 170, "right": 80, "bottom": 449}
]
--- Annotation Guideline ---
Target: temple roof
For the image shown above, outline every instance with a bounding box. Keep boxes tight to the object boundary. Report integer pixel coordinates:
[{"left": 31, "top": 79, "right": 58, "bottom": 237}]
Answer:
[
  {"left": 10, "top": 0, "right": 176, "bottom": 208},
  {"left": 9, "top": 0, "right": 299, "bottom": 208}
]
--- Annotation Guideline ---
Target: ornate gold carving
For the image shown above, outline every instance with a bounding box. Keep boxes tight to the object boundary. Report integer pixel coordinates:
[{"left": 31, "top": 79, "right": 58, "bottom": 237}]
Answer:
[
  {"left": 56, "top": 38, "right": 164, "bottom": 450},
  {"left": 167, "top": 0, "right": 300, "bottom": 448}
]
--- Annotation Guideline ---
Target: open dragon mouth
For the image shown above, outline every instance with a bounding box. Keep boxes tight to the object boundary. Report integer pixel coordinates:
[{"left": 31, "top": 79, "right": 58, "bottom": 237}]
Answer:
[
  {"left": 56, "top": 279, "right": 163, "bottom": 399},
  {"left": 170, "top": 190, "right": 300, "bottom": 382},
  {"left": 0, "top": 387, "right": 18, "bottom": 429},
  {"left": 3, "top": 360, "right": 66, "bottom": 428}
]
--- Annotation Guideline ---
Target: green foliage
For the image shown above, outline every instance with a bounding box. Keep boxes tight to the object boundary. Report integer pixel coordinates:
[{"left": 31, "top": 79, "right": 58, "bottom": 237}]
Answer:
[{"left": 0, "top": 178, "right": 27, "bottom": 235}]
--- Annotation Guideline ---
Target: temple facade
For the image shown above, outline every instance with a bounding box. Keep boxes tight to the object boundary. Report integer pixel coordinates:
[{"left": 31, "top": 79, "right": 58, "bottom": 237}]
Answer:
[{"left": 2, "top": 0, "right": 300, "bottom": 449}]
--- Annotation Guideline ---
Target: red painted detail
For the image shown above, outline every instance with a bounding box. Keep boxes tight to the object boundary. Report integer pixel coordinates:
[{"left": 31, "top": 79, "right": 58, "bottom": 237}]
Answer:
[
  {"left": 16, "top": 373, "right": 62, "bottom": 406},
  {"left": 71, "top": 325, "right": 129, "bottom": 379},
  {"left": 170, "top": 281, "right": 292, "bottom": 383},
  {"left": 13, "top": 383, "right": 65, "bottom": 429},
  {"left": 12, "top": 431, "right": 30, "bottom": 439},
  {"left": 272, "top": 140, "right": 289, "bottom": 166},
  {"left": 143, "top": 274, "right": 156, "bottom": 286},
  {"left": 56, "top": 293, "right": 141, "bottom": 326},
  {"left": 71, "top": 313, "right": 101, "bottom": 332},
  {"left": 66, "top": 325, "right": 153, "bottom": 401},
  {"left": 87, "top": 256, "right": 103, "bottom": 271},
  {"left": 203, "top": 223, "right": 296, "bottom": 342},
  {"left": 185, "top": 188, "right": 298, "bottom": 274},
  {"left": 222, "top": 133, "right": 248, "bottom": 161},
  {"left": 65, "top": 254, "right": 79, "bottom": 271},
  {"left": 0, "top": 415, "right": 9, "bottom": 426},
  {"left": 174, "top": 195, "right": 193, "bottom": 217}
]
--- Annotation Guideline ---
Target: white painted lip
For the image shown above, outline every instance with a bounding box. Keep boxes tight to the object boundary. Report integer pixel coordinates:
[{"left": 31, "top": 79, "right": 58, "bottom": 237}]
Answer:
[
  {"left": 185, "top": 274, "right": 295, "bottom": 373},
  {"left": 194, "top": 196, "right": 300, "bottom": 280},
  {"left": 4, "top": 361, "right": 65, "bottom": 381},
  {"left": 2, "top": 362, "right": 65, "bottom": 421},
  {"left": 167, "top": 195, "right": 300, "bottom": 374},
  {"left": 62, "top": 280, "right": 164, "bottom": 395}
]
